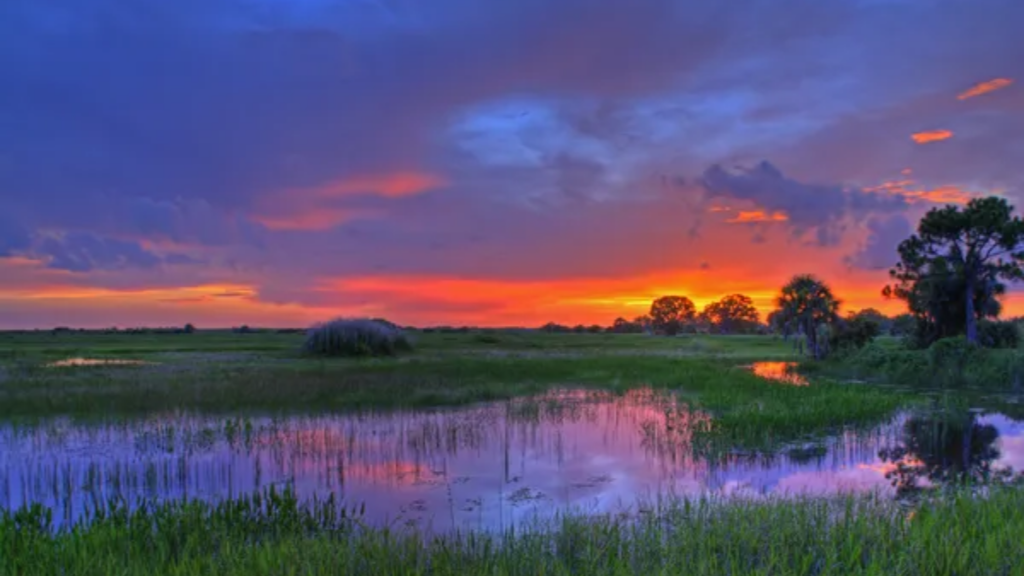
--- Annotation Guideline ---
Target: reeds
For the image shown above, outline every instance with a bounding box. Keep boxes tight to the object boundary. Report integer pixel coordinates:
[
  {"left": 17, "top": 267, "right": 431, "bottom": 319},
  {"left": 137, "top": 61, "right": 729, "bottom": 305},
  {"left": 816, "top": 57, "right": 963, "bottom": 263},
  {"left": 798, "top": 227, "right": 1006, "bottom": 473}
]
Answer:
[{"left": 3, "top": 486, "right": 1024, "bottom": 575}]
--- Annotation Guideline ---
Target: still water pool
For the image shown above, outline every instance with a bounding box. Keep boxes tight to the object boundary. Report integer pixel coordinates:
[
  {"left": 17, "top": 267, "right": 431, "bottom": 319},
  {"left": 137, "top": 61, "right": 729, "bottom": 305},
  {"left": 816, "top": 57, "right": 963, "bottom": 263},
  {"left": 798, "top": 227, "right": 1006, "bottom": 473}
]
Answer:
[{"left": 2, "top": 388, "right": 1022, "bottom": 531}]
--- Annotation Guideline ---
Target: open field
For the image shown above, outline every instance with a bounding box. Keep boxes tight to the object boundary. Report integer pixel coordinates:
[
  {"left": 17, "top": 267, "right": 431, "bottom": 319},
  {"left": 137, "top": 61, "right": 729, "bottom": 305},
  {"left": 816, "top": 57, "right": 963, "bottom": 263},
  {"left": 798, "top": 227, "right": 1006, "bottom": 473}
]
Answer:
[{"left": 2, "top": 329, "right": 1024, "bottom": 574}]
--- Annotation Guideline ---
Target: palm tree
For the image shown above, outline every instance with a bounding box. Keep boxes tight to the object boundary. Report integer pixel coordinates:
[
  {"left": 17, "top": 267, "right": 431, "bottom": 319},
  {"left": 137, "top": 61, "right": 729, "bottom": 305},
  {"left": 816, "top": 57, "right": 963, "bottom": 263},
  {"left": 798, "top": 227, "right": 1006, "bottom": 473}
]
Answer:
[{"left": 774, "top": 274, "right": 840, "bottom": 359}]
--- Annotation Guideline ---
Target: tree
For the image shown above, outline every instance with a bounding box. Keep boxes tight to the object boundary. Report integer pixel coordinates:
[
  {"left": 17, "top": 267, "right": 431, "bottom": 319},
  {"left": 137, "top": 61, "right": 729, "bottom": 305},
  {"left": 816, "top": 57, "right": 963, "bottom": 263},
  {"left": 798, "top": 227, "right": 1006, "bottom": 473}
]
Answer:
[
  {"left": 634, "top": 315, "right": 653, "bottom": 333},
  {"left": 829, "top": 314, "right": 881, "bottom": 352},
  {"left": 884, "top": 197, "right": 1024, "bottom": 345},
  {"left": 183, "top": 323, "right": 196, "bottom": 334},
  {"left": 774, "top": 275, "right": 840, "bottom": 359},
  {"left": 648, "top": 296, "right": 696, "bottom": 336},
  {"left": 848, "top": 308, "right": 890, "bottom": 333},
  {"left": 611, "top": 317, "right": 644, "bottom": 333},
  {"left": 701, "top": 294, "right": 760, "bottom": 334}
]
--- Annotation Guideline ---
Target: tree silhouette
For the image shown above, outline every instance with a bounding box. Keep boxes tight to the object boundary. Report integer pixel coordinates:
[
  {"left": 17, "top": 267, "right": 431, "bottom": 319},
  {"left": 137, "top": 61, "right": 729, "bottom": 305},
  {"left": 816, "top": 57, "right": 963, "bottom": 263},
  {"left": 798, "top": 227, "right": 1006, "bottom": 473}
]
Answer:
[
  {"left": 702, "top": 294, "right": 760, "bottom": 334},
  {"left": 880, "top": 409, "right": 1001, "bottom": 496},
  {"left": 773, "top": 275, "right": 839, "bottom": 359},
  {"left": 649, "top": 296, "right": 696, "bottom": 336},
  {"left": 884, "top": 197, "right": 1024, "bottom": 345}
]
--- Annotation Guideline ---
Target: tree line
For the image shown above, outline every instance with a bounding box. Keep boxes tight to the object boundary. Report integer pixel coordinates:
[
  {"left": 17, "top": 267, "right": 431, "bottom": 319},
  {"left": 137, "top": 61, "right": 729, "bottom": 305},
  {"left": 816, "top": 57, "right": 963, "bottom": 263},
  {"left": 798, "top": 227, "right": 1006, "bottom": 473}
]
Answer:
[{"left": 549, "top": 196, "right": 1024, "bottom": 359}]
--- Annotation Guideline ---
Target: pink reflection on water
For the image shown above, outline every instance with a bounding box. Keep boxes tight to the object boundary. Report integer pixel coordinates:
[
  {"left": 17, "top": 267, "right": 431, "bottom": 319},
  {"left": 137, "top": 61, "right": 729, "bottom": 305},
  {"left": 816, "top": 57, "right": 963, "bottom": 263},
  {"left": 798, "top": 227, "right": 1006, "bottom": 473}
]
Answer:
[
  {"left": 3, "top": 395, "right": 1023, "bottom": 532},
  {"left": 46, "top": 357, "right": 153, "bottom": 367}
]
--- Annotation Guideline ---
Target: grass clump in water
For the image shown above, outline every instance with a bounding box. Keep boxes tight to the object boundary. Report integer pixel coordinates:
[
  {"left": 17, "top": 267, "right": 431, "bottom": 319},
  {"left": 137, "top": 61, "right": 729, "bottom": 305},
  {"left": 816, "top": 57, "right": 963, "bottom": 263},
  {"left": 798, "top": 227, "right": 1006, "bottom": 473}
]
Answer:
[{"left": 302, "top": 318, "right": 412, "bottom": 357}]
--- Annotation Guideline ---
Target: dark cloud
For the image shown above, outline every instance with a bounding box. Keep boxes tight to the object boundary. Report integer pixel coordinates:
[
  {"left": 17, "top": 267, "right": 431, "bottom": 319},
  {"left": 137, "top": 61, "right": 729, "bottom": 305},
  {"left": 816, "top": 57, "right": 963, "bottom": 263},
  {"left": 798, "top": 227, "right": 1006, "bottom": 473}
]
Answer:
[
  {"left": 846, "top": 214, "right": 913, "bottom": 271},
  {"left": 700, "top": 161, "right": 906, "bottom": 246},
  {"left": 33, "top": 232, "right": 163, "bottom": 272}
]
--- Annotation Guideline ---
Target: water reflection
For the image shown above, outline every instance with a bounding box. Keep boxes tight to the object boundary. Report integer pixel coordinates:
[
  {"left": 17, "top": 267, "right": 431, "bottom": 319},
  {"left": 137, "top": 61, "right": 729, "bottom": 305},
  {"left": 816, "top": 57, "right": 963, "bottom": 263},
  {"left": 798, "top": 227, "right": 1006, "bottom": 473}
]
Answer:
[
  {"left": 748, "top": 361, "right": 808, "bottom": 386},
  {"left": 1, "top": 389, "right": 1022, "bottom": 531},
  {"left": 46, "top": 357, "right": 152, "bottom": 368},
  {"left": 879, "top": 408, "right": 1006, "bottom": 496}
]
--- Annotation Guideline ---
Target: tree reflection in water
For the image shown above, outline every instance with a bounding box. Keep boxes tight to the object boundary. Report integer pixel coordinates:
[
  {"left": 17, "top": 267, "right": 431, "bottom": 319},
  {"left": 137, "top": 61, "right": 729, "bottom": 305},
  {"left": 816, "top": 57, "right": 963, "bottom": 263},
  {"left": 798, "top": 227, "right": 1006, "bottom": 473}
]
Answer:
[{"left": 879, "top": 408, "right": 1003, "bottom": 497}]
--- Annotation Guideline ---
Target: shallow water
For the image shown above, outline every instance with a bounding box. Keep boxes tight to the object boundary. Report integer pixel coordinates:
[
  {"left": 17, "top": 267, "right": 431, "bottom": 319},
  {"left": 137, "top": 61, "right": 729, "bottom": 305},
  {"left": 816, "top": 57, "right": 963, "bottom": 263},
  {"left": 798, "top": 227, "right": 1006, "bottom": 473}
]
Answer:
[
  {"left": 1, "top": 388, "right": 1021, "bottom": 531},
  {"left": 748, "top": 361, "right": 808, "bottom": 386},
  {"left": 46, "top": 357, "right": 153, "bottom": 368}
]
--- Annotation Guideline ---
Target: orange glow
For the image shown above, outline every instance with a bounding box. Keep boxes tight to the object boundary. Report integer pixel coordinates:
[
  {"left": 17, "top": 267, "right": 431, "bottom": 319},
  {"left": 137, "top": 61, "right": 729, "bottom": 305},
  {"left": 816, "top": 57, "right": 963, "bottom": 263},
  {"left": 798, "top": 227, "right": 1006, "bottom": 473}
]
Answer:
[
  {"left": 726, "top": 210, "right": 788, "bottom": 223},
  {"left": 0, "top": 283, "right": 255, "bottom": 301},
  {"left": 748, "top": 361, "right": 808, "bottom": 386},
  {"left": 857, "top": 457, "right": 926, "bottom": 476},
  {"left": 957, "top": 78, "right": 1014, "bottom": 100},
  {"left": 911, "top": 129, "right": 953, "bottom": 144},
  {"left": 901, "top": 185, "right": 974, "bottom": 204},
  {"left": 864, "top": 179, "right": 975, "bottom": 205},
  {"left": 252, "top": 171, "right": 445, "bottom": 231}
]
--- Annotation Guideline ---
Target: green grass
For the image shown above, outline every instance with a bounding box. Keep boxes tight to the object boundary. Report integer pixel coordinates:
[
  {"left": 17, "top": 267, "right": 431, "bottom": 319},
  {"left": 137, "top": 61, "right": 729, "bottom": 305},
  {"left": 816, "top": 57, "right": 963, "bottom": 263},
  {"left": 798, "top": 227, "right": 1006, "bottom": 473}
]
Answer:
[
  {"left": 4, "top": 486, "right": 1024, "bottom": 575},
  {"left": 805, "top": 337, "right": 1024, "bottom": 392},
  {"left": 0, "top": 330, "right": 795, "bottom": 360},
  {"left": 0, "top": 331, "right": 914, "bottom": 452}
]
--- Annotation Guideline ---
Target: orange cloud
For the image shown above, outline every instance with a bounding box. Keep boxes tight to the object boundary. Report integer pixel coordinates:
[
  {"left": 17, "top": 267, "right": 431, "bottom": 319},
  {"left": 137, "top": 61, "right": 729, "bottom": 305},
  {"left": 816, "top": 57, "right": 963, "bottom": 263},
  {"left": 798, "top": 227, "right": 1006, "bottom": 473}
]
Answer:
[
  {"left": 726, "top": 210, "right": 789, "bottom": 223},
  {"left": 252, "top": 171, "right": 446, "bottom": 231},
  {"left": 957, "top": 78, "right": 1014, "bottom": 100},
  {"left": 911, "top": 129, "right": 953, "bottom": 144},
  {"left": 864, "top": 180, "right": 975, "bottom": 205},
  {"left": 254, "top": 208, "right": 381, "bottom": 232}
]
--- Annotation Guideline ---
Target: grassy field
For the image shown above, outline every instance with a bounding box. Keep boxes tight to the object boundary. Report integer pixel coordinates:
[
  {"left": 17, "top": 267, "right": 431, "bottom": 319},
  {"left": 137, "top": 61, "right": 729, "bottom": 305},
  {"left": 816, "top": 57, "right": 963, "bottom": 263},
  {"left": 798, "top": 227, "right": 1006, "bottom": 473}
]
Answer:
[{"left": 0, "top": 331, "right": 916, "bottom": 452}]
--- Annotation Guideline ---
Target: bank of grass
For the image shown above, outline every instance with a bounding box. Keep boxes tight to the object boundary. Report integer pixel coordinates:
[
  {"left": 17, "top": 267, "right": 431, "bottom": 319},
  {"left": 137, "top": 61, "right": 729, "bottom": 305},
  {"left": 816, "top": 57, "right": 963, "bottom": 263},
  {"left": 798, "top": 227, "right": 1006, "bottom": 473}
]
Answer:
[{"left": 4, "top": 486, "right": 1024, "bottom": 575}]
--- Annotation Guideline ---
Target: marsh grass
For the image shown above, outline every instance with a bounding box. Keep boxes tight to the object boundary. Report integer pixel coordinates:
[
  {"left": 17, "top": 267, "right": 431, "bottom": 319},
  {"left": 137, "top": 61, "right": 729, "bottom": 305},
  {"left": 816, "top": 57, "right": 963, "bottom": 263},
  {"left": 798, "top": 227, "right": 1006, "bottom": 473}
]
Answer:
[
  {"left": 0, "top": 354, "right": 913, "bottom": 452},
  {"left": 4, "top": 486, "right": 1024, "bottom": 575}
]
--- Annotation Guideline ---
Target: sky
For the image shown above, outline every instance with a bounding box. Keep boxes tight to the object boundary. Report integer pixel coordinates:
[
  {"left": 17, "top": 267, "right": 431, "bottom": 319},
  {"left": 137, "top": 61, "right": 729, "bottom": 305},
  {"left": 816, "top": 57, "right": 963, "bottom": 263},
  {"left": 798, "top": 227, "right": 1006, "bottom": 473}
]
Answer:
[{"left": 1, "top": 0, "right": 1022, "bottom": 329}]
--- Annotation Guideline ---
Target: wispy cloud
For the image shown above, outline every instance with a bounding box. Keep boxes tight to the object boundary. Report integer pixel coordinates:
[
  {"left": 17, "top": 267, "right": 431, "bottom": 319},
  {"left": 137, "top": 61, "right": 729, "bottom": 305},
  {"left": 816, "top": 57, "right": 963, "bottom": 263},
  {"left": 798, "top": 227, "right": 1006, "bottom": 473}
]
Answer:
[
  {"left": 911, "top": 129, "right": 953, "bottom": 144},
  {"left": 251, "top": 172, "right": 446, "bottom": 231},
  {"left": 957, "top": 78, "right": 1014, "bottom": 100},
  {"left": 863, "top": 180, "right": 975, "bottom": 204}
]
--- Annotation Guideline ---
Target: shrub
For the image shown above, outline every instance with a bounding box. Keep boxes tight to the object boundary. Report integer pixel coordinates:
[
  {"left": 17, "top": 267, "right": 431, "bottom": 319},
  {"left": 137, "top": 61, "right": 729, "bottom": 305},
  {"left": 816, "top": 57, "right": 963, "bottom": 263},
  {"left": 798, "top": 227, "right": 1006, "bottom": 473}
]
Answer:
[
  {"left": 928, "top": 336, "right": 980, "bottom": 382},
  {"left": 978, "top": 320, "right": 1020, "bottom": 349},
  {"left": 303, "top": 318, "right": 413, "bottom": 357},
  {"left": 828, "top": 316, "right": 881, "bottom": 354}
]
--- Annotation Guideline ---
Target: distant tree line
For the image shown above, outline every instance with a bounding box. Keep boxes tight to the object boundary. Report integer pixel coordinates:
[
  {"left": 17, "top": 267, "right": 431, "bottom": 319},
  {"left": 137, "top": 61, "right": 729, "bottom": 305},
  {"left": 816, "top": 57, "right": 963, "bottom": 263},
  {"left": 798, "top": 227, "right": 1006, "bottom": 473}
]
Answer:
[{"left": 530, "top": 197, "right": 1024, "bottom": 362}]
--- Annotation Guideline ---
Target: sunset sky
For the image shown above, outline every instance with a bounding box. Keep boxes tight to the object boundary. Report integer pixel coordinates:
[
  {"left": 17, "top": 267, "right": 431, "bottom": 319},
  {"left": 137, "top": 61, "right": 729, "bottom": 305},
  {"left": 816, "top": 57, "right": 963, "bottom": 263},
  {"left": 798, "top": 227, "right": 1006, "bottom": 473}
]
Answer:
[{"left": 1, "top": 0, "right": 1022, "bottom": 328}]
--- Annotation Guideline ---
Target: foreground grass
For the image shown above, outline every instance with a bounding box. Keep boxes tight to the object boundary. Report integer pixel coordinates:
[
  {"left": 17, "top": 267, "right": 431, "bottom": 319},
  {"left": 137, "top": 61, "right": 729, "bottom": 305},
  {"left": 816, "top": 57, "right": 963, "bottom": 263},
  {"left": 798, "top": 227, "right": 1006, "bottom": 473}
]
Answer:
[{"left": 4, "top": 487, "right": 1023, "bottom": 575}]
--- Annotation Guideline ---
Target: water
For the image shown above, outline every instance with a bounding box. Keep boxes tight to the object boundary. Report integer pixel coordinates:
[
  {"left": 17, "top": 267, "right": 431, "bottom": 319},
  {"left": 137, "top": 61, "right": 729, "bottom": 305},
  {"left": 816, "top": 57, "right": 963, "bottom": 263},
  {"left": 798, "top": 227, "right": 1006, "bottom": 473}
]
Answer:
[
  {"left": 747, "top": 361, "right": 808, "bottom": 385},
  {"left": 1, "top": 389, "right": 1021, "bottom": 531},
  {"left": 45, "top": 357, "right": 153, "bottom": 368}
]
